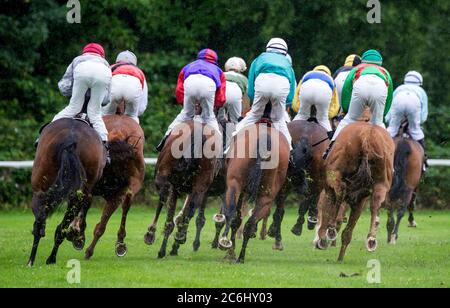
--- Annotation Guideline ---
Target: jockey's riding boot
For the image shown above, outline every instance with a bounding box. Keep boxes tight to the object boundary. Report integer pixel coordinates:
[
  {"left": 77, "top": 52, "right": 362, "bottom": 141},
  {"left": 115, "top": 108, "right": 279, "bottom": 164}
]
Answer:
[
  {"left": 327, "top": 131, "right": 335, "bottom": 140},
  {"left": 322, "top": 141, "right": 335, "bottom": 160},
  {"left": 103, "top": 141, "right": 111, "bottom": 165},
  {"left": 156, "top": 135, "right": 168, "bottom": 152}
]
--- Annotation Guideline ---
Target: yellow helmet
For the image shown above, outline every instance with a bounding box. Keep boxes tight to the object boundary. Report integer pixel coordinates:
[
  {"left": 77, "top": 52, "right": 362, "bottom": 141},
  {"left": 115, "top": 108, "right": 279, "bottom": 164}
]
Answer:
[
  {"left": 344, "top": 54, "right": 362, "bottom": 67},
  {"left": 313, "top": 65, "right": 332, "bottom": 76}
]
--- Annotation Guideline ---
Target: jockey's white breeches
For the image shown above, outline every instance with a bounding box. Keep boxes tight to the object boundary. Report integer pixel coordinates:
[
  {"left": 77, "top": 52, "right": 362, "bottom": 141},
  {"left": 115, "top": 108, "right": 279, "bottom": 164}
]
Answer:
[
  {"left": 53, "top": 61, "right": 111, "bottom": 142},
  {"left": 387, "top": 91, "right": 424, "bottom": 140}
]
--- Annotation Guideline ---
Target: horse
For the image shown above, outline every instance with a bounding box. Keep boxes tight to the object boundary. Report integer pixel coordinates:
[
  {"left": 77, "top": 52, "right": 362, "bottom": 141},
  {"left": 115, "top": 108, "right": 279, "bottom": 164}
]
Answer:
[
  {"left": 82, "top": 114, "right": 146, "bottom": 259},
  {"left": 27, "top": 118, "right": 106, "bottom": 266},
  {"left": 265, "top": 118, "right": 329, "bottom": 251},
  {"left": 143, "top": 120, "right": 221, "bottom": 258},
  {"left": 315, "top": 122, "right": 395, "bottom": 262},
  {"left": 218, "top": 116, "right": 290, "bottom": 263},
  {"left": 385, "top": 132, "right": 424, "bottom": 244}
]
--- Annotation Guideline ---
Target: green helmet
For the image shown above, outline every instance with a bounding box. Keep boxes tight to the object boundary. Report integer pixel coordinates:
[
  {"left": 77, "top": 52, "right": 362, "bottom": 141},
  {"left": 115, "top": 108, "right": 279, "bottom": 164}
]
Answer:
[{"left": 362, "top": 49, "right": 383, "bottom": 66}]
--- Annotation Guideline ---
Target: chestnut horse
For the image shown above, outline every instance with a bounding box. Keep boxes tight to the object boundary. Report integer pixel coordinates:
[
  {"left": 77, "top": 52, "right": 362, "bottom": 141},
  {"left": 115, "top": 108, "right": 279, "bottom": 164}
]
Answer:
[
  {"left": 219, "top": 123, "right": 290, "bottom": 263},
  {"left": 28, "top": 118, "right": 106, "bottom": 266},
  {"left": 315, "top": 122, "right": 394, "bottom": 262},
  {"left": 83, "top": 114, "right": 145, "bottom": 259},
  {"left": 385, "top": 136, "right": 424, "bottom": 244},
  {"left": 143, "top": 121, "right": 221, "bottom": 258}
]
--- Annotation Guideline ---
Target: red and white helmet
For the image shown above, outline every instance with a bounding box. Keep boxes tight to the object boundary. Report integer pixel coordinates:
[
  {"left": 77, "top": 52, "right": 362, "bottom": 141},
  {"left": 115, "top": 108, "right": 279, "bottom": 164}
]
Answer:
[{"left": 225, "top": 57, "right": 247, "bottom": 73}]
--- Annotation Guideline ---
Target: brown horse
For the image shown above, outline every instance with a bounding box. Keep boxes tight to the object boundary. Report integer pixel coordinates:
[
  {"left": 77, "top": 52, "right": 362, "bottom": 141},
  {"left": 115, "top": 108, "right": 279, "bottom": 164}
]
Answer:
[
  {"left": 219, "top": 123, "right": 290, "bottom": 263},
  {"left": 265, "top": 119, "right": 329, "bottom": 250},
  {"left": 28, "top": 118, "right": 106, "bottom": 266},
  {"left": 82, "top": 114, "right": 145, "bottom": 259},
  {"left": 315, "top": 122, "right": 394, "bottom": 262},
  {"left": 144, "top": 121, "right": 221, "bottom": 258},
  {"left": 385, "top": 136, "right": 423, "bottom": 244}
]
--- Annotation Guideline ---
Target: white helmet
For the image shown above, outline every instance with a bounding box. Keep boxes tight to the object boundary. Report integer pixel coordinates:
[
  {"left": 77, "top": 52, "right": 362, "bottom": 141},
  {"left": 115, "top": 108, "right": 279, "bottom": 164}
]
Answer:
[
  {"left": 225, "top": 57, "right": 247, "bottom": 73},
  {"left": 116, "top": 50, "right": 138, "bottom": 66},
  {"left": 266, "top": 38, "right": 288, "bottom": 55},
  {"left": 404, "top": 71, "right": 423, "bottom": 86}
]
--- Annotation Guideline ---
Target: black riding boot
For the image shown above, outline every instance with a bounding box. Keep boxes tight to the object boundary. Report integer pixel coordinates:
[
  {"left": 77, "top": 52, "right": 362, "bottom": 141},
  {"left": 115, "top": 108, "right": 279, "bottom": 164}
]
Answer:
[
  {"left": 322, "top": 141, "right": 335, "bottom": 160},
  {"left": 417, "top": 139, "right": 429, "bottom": 170},
  {"left": 103, "top": 141, "right": 111, "bottom": 165},
  {"left": 156, "top": 135, "right": 168, "bottom": 152}
]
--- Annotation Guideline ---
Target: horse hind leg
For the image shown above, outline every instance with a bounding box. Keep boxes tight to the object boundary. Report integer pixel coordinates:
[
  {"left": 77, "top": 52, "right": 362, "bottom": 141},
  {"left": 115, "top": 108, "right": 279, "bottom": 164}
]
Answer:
[
  {"left": 268, "top": 191, "right": 286, "bottom": 251},
  {"left": 116, "top": 191, "right": 134, "bottom": 257},
  {"left": 224, "top": 194, "right": 245, "bottom": 262},
  {"left": 291, "top": 195, "right": 310, "bottom": 236},
  {"left": 46, "top": 202, "right": 79, "bottom": 265},
  {"left": 170, "top": 194, "right": 196, "bottom": 256},
  {"left": 193, "top": 195, "right": 208, "bottom": 252},
  {"left": 408, "top": 192, "right": 417, "bottom": 228},
  {"left": 338, "top": 200, "right": 365, "bottom": 262},
  {"left": 386, "top": 205, "right": 396, "bottom": 244},
  {"left": 366, "top": 185, "right": 389, "bottom": 253},
  {"left": 27, "top": 194, "right": 48, "bottom": 267},
  {"left": 144, "top": 184, "right": 169, "bottom": 246},
  {"left": 237, "top": 196, "right": 271, "bottom": 264},
  {"left": 85, "top": 198, "right": 120, "bottom": 260},
  {"left": 158, "top": 189, "right": 177, "bottom": 259}
]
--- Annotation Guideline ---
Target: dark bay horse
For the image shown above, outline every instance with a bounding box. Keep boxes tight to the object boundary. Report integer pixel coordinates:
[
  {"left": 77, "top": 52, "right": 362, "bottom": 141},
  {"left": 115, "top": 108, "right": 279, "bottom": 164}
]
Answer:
[
  {"left": 83, "top": 114, "right": 146, "bottom": 259},
  {"left": 315, "top": 122, "right": 394, "bottom": 262},
  {"left": 219, "top": 123, "right": 290, "bottom": 263},
  {"left": 386, "top": 136, "right": 424, "bottom": 244},
  {"left": 143, "top": 121, "right": 221, "bottom": 258},
  {"left": 265, "top": 119, "right": 329, "bottom": 250},
  {"left": 28, "top": 118, "right": 106, "bottom": 266}
]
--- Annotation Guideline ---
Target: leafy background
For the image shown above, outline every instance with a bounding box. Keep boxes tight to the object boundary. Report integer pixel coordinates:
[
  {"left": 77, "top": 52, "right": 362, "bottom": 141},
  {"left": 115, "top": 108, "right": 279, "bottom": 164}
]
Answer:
[{"left": 0, "top": 0, "right": 448, "bottom": 208}]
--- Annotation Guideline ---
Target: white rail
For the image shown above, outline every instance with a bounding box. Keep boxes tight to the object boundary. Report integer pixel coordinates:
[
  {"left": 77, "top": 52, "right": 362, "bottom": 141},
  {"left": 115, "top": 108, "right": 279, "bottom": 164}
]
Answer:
[{"left": 0, "top": 159, "right": 449, "bottom": 169}]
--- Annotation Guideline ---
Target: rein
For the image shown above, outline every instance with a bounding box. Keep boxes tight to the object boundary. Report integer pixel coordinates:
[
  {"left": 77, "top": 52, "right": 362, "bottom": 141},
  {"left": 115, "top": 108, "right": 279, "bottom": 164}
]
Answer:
[{"left": 311, "top": 136, "right": 329, "bottom": 147}]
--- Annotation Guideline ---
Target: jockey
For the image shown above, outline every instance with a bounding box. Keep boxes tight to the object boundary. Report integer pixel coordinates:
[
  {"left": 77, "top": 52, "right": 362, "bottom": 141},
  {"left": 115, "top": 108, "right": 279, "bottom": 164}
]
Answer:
[
  {"left": 232, "top": 38, "right": 296, "bottom": 150},
  {"left": 218, "top": 57, "right": 248, "bottom": 124},
  {"left": 103, "top": 50, "right": 148, "bottom": 123},
  {"left": 156, "top": 48, "right": 226, "bottom": 151},
  {"left": 386, "top": 71, "right": 429, "bottom": 164},
  {"left": 323, "top": 49, "right": 394, "bottom": 159},
  {"left": 291, "top": 65, "right": 340, "bottom": 139},
  {"left": 52, "top": 43, "right": 112, "bottom": 157},
  {"left": 333, "top": 54, "right": 362, "bottom": 103}
]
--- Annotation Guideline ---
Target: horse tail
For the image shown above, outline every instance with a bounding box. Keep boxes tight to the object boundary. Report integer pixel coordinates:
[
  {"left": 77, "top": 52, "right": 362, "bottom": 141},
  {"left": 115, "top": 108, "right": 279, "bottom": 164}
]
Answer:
[
  {"left": 45, "top": 134, "right": 86, "bottom": 216},
  {"left": 390, "top": 138, "right": 411, "bottom": 202},
  {"left": 289, "top": 137, "right": 313, "bottom": 194},
  {"left": 247, "top": 131, "right": 271, "bottom": 203}
]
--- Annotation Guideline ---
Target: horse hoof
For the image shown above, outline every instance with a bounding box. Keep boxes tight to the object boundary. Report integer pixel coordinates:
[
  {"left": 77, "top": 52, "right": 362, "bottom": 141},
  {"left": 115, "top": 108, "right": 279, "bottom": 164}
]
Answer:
[
  {"left": 72, "top": 237, "right": 85, "bottom": 251},
  {"left": 144, "top": 232, "right": 156, "bottom": 246},
  {"left": 273, "top": 242, "right": 284, "bottom": 251},
  {"left": 307, "top": 216, "right": 318, "bottom": 230},
  {"left": 169, "top": 249, "right": 178, "bottom": 256},
  {"left": 366, "top": 237, "right": 378, "bottom": 252},
  {"left": 213, "top": 214, "right": 225, "bottom": 224},
  {"left": 174, "top": 232, "right": 187, "bottom": 244},
  {"left": 315, "top": 239, "right": 328, "bottom": 250},
  {"left": 211, "top": 241, "right": 219, "bottom": 249},
  {"left": 218, "top": 237, "right": 233, "bottom": 250},
  {"left": 326, "top": 228, "right": 338, "bottom": 242},
  {"left": 157, "top": 251, "right": 166, "bottom": 259},
  {"left": 408, "top": 221, "right": 417, "bottom": 228},
  {"left": 291, "top": 224, "right": 303, "bottom": 236},
  {"left": 46, "top": 257, "right": 56, "bottom": 265},
  {"left": 115, "top": 242, "right": 127, "bottom": 257},
  {"left": 85, "top": 249, "right": 93, "bottom": 260},
  {"left": 331, "top": 240, "right": 337, "bottom": 247},
  {"left": 389, "top": 238, "right": 397, "bottom": 245},
  {"left": 236, "top": 258, "right": 245, "bottom": 264}
]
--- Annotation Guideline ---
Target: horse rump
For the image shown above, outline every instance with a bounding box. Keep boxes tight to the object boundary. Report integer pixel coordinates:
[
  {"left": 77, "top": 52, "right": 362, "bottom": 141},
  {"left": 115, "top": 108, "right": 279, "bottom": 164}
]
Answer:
[
  {"left": 43, "top": 135, "right": 86, "bottom": 216},
  {"left": 390, "top": 138, "right": 412, "bottom": 202}
]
